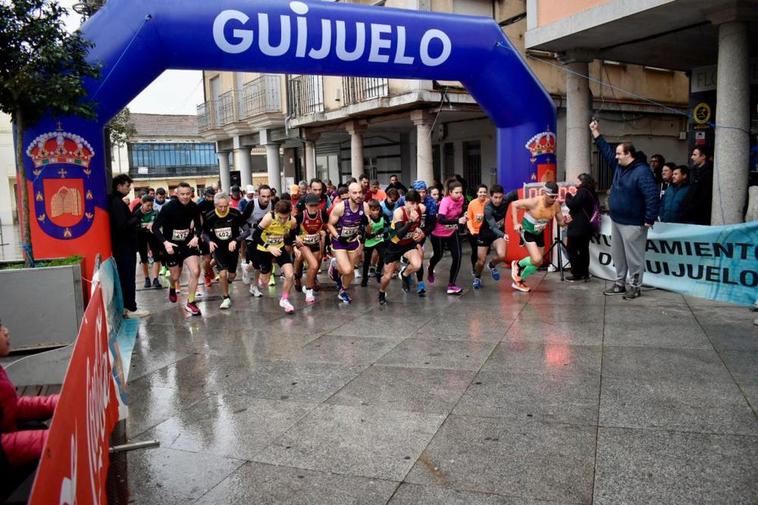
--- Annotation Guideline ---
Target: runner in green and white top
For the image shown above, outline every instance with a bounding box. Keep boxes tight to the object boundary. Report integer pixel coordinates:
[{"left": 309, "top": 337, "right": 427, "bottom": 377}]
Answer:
[{"left": 510, "top": 181, "right": 570, "bottom": 292}]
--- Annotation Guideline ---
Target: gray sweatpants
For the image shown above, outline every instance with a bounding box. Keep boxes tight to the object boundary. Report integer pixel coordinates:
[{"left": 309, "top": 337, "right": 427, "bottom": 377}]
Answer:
[{"left": 610, "top": 221, "right": 649, "bottom": 288}]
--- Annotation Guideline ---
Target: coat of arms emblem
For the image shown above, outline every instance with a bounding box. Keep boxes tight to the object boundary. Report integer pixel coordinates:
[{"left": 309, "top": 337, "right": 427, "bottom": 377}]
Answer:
[{"left": 26, "top": 124, "right": 96, "bottom": 240}]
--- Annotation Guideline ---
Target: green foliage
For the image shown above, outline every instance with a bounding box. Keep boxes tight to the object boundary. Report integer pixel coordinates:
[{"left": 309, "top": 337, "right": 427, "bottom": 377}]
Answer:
[
  {"left": 0, "top": 255, "right": 83, "bottom": 270},
  {"left": 107, "top": 108, "right": 136, "bottom": 148},
  {"left": 0, "top": 0, "right": 101, "bottom": 127}
]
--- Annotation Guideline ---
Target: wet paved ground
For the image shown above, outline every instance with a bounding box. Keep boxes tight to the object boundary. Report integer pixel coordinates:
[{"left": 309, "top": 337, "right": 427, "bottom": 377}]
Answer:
[{"left": 125, "top": 262, "right": 758, "bottom": 504}]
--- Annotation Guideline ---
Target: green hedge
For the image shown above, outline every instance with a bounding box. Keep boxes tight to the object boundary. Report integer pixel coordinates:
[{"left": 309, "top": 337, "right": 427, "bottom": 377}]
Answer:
[{"left": 0, "top": 256, "right": 83, "bottom": 270}]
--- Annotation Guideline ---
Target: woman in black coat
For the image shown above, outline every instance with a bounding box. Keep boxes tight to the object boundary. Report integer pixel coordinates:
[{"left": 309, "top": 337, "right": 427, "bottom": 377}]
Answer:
[{"left": 565, "top": 173, "right": 599, "bottom": 282}]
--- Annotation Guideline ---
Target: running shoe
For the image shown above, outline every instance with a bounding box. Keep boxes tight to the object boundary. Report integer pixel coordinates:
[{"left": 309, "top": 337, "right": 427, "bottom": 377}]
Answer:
[
  {"left": 622, "top": 287, "right": 641, "bottom": 300},
  {"left": 488, "top": 263, "right": 501, "bottom": 281},
  {"left": 368, "top": 266, "right": 376, "bottom": 277},
  {"left": 305, "top": 289, "right": 316, "bottom": 304},
  {"left": 401, "top": 274, "right": 412, "bottom": 293},
  {"left": 219, "top": 297, "right": 232, "bottom": 310},
  {"left": 446, "top": 284, "right": 463, "bottom": 295},
  {"left": 185, "top": 302, "right": 201, "bottom": 316},
  {"left": 124, "top": 308, "right": 150, "bottom": 319},
  {"left": 472, "top": 277, "right": 481, "bottom": 289},
  {"left": 143, "top": 278, "right": 151, "bottom": 288},
  {"left": 416, "top": 281, "right": 426, "bottom": 296},
  {"left": 279, "top": 297, "right": 295, "bottom": 314},
  {"left": 511, "top": 281, "right": 530, "bottom": 293},
  {"left": 355, "top": 268, "right": 362, "bottom": 278},
  {"left": 378, "top": 291, "right": 387, "bottom": 305},
  {"left": 249, "top": 284, "right": 263, "bottom": 297},
  {"left": 337, "top": 289, "right": 352, "bottom": 304},
  {"left": 168, "top": 288, "right": 178, "bottom": 303},
  {"left": 510, "top": 260, "right": 522, "bottom": 283},
  {"left": 603, "top": 284, "right": 627, "bottom": 296},
  {"left": 204, "top": 272, "right": 214, "bottom": 288},
  {"left": 427, "top": 270, "right": 435, "bottom": 284},
  {"left": 152, "top": 278, "right": 162, "bottom": 289}
]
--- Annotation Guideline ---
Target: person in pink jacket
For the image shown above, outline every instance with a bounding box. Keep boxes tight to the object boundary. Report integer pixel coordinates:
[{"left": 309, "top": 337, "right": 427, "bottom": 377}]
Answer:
[
  {"left": 0, "top": 322, "right": 59, "bottom": 472},
  {"left": 428, "top": 181, "right": 468, "bottom": 294}
]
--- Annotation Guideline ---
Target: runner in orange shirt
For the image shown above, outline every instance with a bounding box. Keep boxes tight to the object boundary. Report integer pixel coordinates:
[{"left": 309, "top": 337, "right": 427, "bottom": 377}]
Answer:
[{"left": 466, "top": 184, "right": 489, "bottom": 288}]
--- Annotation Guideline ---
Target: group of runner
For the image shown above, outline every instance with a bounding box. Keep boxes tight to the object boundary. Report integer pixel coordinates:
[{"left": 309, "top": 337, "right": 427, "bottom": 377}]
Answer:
[{"left": 136, "top": 177, "right": 568, "bottom": 315}]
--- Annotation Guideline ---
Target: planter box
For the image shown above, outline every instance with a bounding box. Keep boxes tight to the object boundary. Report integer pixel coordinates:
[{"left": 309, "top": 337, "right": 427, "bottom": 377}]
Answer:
[{"left": 0, "top": 262, "right": 84, "bottom": 351}]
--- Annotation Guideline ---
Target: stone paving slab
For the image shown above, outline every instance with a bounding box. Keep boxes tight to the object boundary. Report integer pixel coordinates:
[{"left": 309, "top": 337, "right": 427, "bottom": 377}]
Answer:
[
  {"left": 404, "top": 415, "right": 596, "bottom": 504},
  {"left": 194, "top": 462, "right": 399, "bottom": 505},
  {"left": 123, "top": 264, "right": 758, "bottom": 504},
  {"left": 593, "top": 427, "right": 758, "bottom": 505},
  {"left": 255, "top": 403, "right": 446, "bottom": 481}
]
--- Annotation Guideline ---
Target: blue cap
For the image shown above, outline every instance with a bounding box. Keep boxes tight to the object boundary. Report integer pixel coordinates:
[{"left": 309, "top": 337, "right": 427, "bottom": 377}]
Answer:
[{"left": 411, "top": 180, "right": 427, "bottom": 191}]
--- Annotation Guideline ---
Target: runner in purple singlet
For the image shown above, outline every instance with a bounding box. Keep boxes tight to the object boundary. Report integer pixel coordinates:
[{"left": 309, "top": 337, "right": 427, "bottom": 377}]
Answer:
[{"left": 327, "top": 182, "right": 369, "bottom": 304}]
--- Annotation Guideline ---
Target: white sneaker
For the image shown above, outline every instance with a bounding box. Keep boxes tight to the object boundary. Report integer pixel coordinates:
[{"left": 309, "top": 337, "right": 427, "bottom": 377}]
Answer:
[
  {"left": 279, "top": 297, "right": 295, "bottom": 314},
  {"left": 249, "top": 284, "right": 262, "bottom": 297},
  {"left": 305, "top": 289, "right": 315, "bottom": 304},
  {"left": 355, "top": 268, "right": 362, "bottom": 278},
  {"left": 219, "top": 297, "right": 232, "bottom": 310},
  {"left": 125, "top": 308, "right": 150, "bottom": 319}
]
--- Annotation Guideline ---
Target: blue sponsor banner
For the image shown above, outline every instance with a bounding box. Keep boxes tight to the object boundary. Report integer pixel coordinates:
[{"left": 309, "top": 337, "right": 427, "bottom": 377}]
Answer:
[
  {"left": 97, "top": 257, "right": 138, "bottom": 419},
  {"left": 590, "top": 216, "right": 758, "bottom": 306}
]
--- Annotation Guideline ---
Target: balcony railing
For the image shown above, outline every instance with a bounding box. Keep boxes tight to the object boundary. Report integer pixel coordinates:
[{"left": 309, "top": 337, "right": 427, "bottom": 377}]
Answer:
[
  {"left": 239, "top": 74, "right": 282, "bottom": 118},
  {"left": 197, "top": 74, "right": 284, "bottom": 132},
  {"left": 341, "top": 77, "right": 389, "bottom": 105},
  {"left": 196, "top": 103, "right": 209, "bottom": 131},
  {"left": 287, "top": 75, "right": 325, "bottom": 117},
  {"left": 216, "top": 91, "right": 235, "bottom": 126}
]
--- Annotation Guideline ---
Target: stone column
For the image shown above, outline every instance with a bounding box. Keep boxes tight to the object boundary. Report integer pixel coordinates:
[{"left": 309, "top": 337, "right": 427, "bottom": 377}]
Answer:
[
  {"left": 345, "top": 121, "right": 367, "bottom": 179},
  {"left": 411, "top": 110, "right": 434, "bottom": 184},
  {"left": 260, "top": 129, "right": 282, "bottom": 193},
  {"left": 712, "top": 20, "right": 750, "bottom": 224},
  {"left": 304, "top": 141, "right": 317, "bottom": 182},
  {"left": 561, "top": 50, "right": 593, "bottom": 182},
  {"left": 264, "top": 144, "right": 282, "bottom": 193},
  {"left": 217, "top": 150, "right": 231, "bottom": 192},
  {"left": 233, "top": 136, "right": 252, "bottom": 187}
]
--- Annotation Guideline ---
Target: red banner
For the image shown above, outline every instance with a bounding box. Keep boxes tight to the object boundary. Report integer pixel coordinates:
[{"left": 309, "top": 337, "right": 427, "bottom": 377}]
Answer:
[{"left": 28, "top": 285, "right": 119, "bottom": 505}]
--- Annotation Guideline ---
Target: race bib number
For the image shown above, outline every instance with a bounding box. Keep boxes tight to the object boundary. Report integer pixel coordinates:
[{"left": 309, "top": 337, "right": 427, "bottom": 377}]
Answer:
[
  {"left": 476, "top": 213, "right": 484, "bottom": 223},
  {"left": 533, "top": 221, "right": 548, "bottom": 233},
  {"left": 172, "top": 228, "right": 190, "bottom": 241},
  {"left": 341, "top": 225, "right": 359, "bottom": 238},
  {"left": 214, "top": 227, "right": 232, "bottom": 240},
  {"left": 266, "top": 235, "right": 284, "bottom": 246},
  {"left": 303, "top": 233, "right": 320, "bottom": 245},
  {"left": 444, "top": 223, "right": 458, "bottom": 230}
]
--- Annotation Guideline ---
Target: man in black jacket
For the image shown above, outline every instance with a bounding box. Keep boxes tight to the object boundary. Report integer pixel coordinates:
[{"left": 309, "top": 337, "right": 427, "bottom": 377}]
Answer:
[
  {"left": 590, "top": 120, "right": 659, "bottom": 300},
  {"left": 109, "top": 174, "right": 149, "bottom": 318},
  {"left": 688, "top": 146, "right": 713, "bottom": 225}
]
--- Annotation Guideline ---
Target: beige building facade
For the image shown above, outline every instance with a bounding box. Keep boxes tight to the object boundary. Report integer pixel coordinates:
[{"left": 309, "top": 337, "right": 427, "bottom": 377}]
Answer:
[
  {"left": 525, "top": 0, "right": 757, "bottom": 224},
  {"left": 197, "top": 0, "right": 693, "bottom": 194}
]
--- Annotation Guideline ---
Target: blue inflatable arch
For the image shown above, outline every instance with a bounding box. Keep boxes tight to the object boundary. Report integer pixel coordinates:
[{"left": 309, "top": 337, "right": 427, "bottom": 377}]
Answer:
[{"left": 21, "top": 0, "right": 556, "bottom": 267}]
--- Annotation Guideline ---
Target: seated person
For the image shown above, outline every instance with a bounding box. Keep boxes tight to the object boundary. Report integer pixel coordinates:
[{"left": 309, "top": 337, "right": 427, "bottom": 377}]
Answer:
[{"left": 0, "top": 321, "right": 59, "bottom": 473}]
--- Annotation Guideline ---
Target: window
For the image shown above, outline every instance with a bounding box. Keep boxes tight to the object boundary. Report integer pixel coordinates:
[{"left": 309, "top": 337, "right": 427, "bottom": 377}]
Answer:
[
  {"left": 463, "top": 141, "right": 481, "bottom": 188},
  {"left": 129, "top": 143, "right": 217, "bottom": 170}
]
